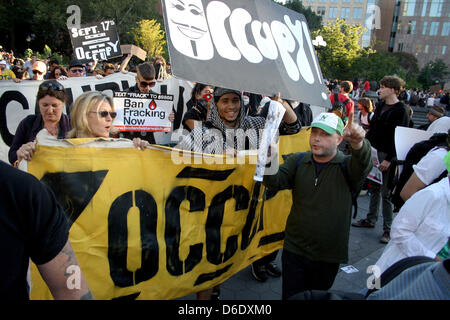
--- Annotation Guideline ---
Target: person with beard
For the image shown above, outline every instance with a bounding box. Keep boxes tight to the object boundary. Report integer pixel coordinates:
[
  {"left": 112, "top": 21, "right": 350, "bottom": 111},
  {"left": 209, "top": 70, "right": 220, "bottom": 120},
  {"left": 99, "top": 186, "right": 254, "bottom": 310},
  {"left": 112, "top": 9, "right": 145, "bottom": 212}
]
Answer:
[{"left": 263, "top": 112, "right": 372, "bottom": 299}]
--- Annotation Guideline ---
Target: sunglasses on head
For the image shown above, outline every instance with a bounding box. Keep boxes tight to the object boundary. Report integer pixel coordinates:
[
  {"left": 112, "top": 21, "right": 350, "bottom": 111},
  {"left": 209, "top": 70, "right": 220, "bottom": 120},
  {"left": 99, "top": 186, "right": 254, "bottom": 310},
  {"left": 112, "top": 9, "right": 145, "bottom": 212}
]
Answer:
[
  {"left": 70, "top": 68, "right": 84, "bottom": 73},
  {"left": 39, "top": 81, "right": 64, "bottom": 91},
  {"left": 139, "top": 79, "right": 156, "bottom": 88},
  {"left": 90, "top": 111, "right": 117, "bottom": 119}
]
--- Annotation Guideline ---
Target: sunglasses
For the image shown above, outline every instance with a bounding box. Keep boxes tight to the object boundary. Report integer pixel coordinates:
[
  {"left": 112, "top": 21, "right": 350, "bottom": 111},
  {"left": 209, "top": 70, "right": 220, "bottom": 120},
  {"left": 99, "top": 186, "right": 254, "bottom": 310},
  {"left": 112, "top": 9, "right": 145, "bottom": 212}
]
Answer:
[
  {"left": 39, "top": 81, "right": 64, "bottom": 91},
  {"left": 70, "top": 68, "right": 84, "bottom": 73},
  {"left": 139, "top": 80, "right": 156, "bottom": 88},
  {"left": 33, "top": 70, "right": 44, "bottom": 75},
  {"left": 90, "top": 111, "right": 117, "bottom": 119}
]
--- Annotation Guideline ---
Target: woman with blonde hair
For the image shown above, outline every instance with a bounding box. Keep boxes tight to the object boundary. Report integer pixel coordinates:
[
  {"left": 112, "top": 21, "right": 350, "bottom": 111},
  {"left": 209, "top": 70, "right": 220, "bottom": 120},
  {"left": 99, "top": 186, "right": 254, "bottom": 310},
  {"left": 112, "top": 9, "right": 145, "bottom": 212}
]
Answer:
[
  {"left": 67, "top": 91, "right": 148, "bottom": 149},
  {"left": 357, "top": 97, "right": 374, "bottom": 132}
]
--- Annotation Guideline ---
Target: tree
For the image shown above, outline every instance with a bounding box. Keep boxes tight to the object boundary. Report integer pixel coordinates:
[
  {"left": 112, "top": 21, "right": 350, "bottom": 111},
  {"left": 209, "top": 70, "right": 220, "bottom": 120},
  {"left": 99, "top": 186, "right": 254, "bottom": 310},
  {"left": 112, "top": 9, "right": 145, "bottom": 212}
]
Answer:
[
  {"left": 312, "top": 19, "right": 371, "bottom": 80},
  {"left": 418, "top": 59, "right": 449, "bottom": 90},
  {"left": 278, "top": 0, "right": 322, "bottom": 31},
  {"left": 130, "top": 19, "right": 167, "bottom": 59}
]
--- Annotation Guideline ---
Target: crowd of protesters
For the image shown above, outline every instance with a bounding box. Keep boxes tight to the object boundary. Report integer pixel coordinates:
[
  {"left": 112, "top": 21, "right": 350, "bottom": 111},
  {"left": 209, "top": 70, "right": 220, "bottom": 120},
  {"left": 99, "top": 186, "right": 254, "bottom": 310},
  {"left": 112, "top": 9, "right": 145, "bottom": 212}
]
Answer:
[{"left": 1, "top": 41, "right": 449, "bottom": 301}]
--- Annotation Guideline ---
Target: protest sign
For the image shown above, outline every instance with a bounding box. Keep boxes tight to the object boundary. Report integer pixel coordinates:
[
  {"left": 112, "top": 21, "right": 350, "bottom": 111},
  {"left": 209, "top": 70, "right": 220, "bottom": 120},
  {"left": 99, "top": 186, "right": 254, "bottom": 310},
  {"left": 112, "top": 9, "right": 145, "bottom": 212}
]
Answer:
[
  {"left": 367, "top": 147, "right": 382, "bottom": 184},
  {"left": 27, "top": 129, "right": 311, "bottom": 300},
  {"left": 69, "top": 20, "right": 122, "bottom": 63},
  {"left": 162, "top": 0, "right": 330, "bottom": 108},
  {"left": 113, "top": 92, "right": 174, "bottom": 132}
]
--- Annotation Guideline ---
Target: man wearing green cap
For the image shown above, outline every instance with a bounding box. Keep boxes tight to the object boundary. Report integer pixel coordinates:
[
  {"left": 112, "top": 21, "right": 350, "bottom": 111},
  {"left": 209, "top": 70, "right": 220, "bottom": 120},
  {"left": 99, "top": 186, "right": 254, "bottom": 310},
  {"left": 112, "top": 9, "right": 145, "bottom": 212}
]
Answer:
[{"left": 263, "top": 112, "right": 372, "bottom": 299}]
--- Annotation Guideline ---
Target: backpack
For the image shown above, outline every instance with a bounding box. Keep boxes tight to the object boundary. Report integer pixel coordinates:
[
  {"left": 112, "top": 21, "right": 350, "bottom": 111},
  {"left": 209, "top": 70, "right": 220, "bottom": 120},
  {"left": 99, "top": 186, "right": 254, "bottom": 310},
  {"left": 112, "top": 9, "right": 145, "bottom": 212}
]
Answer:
[
  {"left": 330, "top": 93, "right": 349, "bottom": 123},
  {"left": 390, "top": 133, "right": 449, "bottom": 211},
  {"left": 296, "top": 152, "right": 360, "bottom": 219}
]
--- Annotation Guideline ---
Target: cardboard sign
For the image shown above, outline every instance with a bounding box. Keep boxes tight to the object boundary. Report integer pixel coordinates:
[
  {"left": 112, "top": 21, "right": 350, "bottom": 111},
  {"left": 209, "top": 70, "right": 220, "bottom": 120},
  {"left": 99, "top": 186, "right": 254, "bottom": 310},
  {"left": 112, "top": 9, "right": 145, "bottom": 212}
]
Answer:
[
  {"left": 113, "top": 92, "right": 174, "bottom": 132},
  {"left": 69, "top": 20, "right": 122, "bottom": 63},
  {"left": 162, "top": 0, "right": 330, "bottom": 108}
]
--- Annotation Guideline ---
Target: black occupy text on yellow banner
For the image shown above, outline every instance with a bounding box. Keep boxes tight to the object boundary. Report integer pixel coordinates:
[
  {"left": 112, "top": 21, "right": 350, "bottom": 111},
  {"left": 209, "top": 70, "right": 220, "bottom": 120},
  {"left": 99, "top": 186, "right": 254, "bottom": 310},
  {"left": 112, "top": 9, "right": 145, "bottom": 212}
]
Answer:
[{"left": 29, "top": 129, "right": 310, "bottom": 300}]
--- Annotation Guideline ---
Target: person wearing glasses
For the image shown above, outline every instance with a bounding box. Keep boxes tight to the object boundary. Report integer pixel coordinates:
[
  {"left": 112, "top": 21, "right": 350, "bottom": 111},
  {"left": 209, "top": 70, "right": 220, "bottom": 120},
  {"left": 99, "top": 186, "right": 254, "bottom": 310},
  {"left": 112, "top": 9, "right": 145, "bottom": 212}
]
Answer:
[
  {"left": 67, "top": 91, "right": 148, "bottom": 150},
  {"left": 8, "top": 80, "right": 71, "bottom": 166},
  {"left": 30, "top": 61, "right": 47, "bottom": 81},
  {"left": 119, "top": 62, "right": 174, "bottom": 143},
  {"left": 67, "top": 59, "right": 86, "bottom": 78}
]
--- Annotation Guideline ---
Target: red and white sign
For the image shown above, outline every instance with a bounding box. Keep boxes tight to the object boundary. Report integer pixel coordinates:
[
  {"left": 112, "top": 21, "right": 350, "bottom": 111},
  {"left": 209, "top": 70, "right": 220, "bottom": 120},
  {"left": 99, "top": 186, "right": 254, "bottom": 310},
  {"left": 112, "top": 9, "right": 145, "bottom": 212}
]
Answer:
[{"left": 113, "top": 92, "right": 174, "bottom": 132}]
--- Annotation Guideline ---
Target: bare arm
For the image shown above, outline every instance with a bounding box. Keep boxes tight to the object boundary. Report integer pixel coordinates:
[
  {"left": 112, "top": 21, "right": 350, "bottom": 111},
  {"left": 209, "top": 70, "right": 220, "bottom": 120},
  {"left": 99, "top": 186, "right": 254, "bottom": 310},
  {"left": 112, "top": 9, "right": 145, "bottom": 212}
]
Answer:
[
  {"left": 400, "top": 172, "right": 426, "bottom": 202},
  {"left": 37, "top": 240, "right": 93, "bottom": 300}
]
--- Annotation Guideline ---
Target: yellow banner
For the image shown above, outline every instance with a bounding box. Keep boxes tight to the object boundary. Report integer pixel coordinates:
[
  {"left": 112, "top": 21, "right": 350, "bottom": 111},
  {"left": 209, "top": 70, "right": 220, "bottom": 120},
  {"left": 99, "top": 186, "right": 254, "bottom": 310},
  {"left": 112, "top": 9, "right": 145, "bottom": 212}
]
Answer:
[{"left": 29, "top": 129, "right": 310, "bottom": 300}]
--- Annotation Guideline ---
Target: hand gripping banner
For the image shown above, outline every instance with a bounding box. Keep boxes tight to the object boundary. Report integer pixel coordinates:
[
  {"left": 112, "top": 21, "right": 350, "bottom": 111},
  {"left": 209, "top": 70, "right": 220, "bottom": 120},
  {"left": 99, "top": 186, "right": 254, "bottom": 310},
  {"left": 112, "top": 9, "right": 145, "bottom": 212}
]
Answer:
[{"left": 27, "top": 129, "right": 310, "bottom": 300}]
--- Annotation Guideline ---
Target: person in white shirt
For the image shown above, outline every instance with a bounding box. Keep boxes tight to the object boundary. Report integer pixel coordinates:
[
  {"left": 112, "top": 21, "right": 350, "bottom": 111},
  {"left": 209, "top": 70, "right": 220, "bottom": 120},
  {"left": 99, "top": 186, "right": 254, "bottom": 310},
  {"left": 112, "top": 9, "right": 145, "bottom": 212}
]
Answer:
[
  {"left": 400, "top": 142, "right": 449, "bottom": 202},
  {"left": 375, "top": 151, "right": 450, "bottom": 273}
]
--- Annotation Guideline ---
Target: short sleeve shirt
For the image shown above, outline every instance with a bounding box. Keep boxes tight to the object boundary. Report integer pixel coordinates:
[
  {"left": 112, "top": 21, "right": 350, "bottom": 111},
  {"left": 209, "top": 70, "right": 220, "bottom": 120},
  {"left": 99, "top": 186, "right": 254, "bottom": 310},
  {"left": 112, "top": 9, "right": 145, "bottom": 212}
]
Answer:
[{"left": 413, "top": 147, "right": 448, "bottom": 185}]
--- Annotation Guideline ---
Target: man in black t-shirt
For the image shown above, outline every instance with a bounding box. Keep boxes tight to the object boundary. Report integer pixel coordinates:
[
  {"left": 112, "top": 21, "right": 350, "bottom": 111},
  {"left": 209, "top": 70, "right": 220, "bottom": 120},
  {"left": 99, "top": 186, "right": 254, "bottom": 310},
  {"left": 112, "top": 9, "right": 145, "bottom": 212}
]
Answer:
[{"left": 0, "top": 161, "right": 92, "bottom": 300}]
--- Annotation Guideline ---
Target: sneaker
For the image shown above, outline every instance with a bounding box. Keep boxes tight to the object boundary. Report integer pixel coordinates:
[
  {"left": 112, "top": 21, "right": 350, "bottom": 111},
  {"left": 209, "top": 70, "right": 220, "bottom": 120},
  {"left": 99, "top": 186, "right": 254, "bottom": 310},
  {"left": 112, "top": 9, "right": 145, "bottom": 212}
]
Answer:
[
  {"left": 352, "top": 219, "right": 375, "bottom": 228},
  {"left": 380, "top": 230, "right": 391, "bottom": 244},
  {"left": 251, "top": 264, "right": 268, "bottom": 282},
  {"left": 266, "top": 262, "right": 281, "bottom": 277}
]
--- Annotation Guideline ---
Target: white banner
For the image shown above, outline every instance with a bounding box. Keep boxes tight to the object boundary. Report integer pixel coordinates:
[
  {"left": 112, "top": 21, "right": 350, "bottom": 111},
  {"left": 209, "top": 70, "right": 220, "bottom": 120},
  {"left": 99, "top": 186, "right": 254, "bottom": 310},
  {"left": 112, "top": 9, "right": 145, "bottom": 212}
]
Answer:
[{"left": 0, "top": 73, "right": 194, "bottom": 163}]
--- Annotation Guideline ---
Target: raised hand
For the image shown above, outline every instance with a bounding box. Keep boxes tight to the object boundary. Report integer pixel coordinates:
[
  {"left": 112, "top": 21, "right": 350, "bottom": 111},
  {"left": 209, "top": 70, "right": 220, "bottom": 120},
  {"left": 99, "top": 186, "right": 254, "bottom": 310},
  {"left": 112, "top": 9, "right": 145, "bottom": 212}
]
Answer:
[{"left": 342, "top": 111, "right": 366, "bottom": 150}]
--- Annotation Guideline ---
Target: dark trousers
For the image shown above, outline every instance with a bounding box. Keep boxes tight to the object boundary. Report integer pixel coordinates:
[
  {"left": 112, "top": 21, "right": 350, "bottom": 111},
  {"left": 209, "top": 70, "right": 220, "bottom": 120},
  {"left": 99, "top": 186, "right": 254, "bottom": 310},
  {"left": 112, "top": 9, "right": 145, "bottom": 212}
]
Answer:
[
  {"left": 281, "top": 250, "right": 340, "bottom": 300},
  {"left": 252, "top": 250, "right": 278, "bottom": 267}
]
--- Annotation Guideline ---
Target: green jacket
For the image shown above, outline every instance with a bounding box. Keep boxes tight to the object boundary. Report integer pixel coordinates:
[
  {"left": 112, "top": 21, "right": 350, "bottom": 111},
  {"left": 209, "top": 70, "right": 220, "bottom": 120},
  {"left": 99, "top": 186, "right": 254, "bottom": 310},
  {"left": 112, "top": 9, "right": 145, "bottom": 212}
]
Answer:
[{"left": 263, "top": 139, "right": 373, "bottom": 264}]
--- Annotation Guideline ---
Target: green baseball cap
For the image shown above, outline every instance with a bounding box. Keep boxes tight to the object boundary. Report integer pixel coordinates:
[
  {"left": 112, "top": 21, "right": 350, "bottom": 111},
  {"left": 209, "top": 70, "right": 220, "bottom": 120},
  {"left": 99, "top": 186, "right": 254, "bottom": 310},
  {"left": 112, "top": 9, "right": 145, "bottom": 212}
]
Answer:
[{"left": 311, "top": 112, "right": 345, "bottom": 135}]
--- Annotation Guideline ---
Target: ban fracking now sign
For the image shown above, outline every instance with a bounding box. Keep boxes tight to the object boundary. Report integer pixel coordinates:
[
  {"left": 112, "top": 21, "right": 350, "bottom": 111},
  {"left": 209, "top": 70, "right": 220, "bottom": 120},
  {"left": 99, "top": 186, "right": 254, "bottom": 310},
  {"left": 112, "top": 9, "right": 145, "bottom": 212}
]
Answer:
[
  {"left": 113, "top": 92, "right": 174, "bottom": 132},
  {"left": 162, "top": 0, "right": 330, "bottom": 108},
  {"left": 69, "top": 20, "right": 122, "bottom": 63}
]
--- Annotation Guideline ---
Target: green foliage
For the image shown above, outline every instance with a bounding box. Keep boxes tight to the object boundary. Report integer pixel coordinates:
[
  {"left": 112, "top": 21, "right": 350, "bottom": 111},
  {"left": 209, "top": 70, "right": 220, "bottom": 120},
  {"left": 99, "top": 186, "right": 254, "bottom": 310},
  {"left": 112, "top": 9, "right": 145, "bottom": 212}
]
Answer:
[
  {"left": 312, "top": 19, "right": 371, "bottom": 80},
  {"left": 130, "top": 20, "right": 167, "bottom": 60},
  {"left": 418, "top": 59, "right": 449, "bottom": 90},
  {"left": 279, "top": 0, "right": 322, "bottom": 31}
]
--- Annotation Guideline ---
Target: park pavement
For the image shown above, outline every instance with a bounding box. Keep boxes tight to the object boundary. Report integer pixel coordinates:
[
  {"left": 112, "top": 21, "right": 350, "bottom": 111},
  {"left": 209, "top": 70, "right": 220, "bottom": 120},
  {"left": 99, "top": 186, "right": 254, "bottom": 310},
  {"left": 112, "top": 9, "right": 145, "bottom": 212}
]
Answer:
[{"left": 179, "top": 192, "right": 388, "bottom": 300}]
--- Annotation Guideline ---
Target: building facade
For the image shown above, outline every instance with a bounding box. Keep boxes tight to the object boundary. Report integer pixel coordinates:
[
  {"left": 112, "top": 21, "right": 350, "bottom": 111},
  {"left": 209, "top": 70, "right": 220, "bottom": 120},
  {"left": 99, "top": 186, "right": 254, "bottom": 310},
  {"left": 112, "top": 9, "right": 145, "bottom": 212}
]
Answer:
[
  {"left": 302, "top": 0, "right": 379, "bottom": 47},
  {"left": 389, "top": 0, "right": 449, "bottom": 68},
  {"left": 302, "top": 0, "right": 449, "bottom": 68}
]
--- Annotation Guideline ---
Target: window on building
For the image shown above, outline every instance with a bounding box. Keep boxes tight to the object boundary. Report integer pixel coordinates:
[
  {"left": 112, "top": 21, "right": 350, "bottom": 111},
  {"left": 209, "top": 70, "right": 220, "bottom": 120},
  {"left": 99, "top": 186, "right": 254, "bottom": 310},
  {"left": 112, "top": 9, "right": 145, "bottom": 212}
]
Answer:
[
  {"left": 318, "top": 0, "right": 326, "bottom": 2},
  {"left": 355, "top": 0, "right": 364, "bottom": 2},
  {"left": 430, "top": 21, "right": 440, "bottom": 35},
  {"left": 421, "top": 0, "right": 429, "bottom": 16},
  {"left": 441, "top": 22, "right": 450, "bottom": 36},
  {"left": 397, "top": 22, "right": 402, "bottom": 32},
  {"left": 341, "top": 7, "right": 350, "bottom": 19},
  {"left": 329, "top": 7, "right": 338, "bottom": 19},
  {"left": 330, "top": 0, "right": 338, "bottom": 3},
  {"left": 424, "top": 44, "right": 429, "bottom": 53},
  {"left": 403, "top": 0, "right": 416, "bottom": 16},
  {"left": 398, "top": 43, "right": 404, "bottom": 52},
  {"left": 442, "top": 45, "right": 447, "bottom": 55},
  {"left": 416, "top": 44, "right": 422, "bottom": 53},
  {"left": 353, "top": 8, "right": 363, "bottom": 19},
  {"left": 407, "top": 21, "right": 416, "bottom": 34},
  {"left": 342, "top": 0, "right": 350, "bottom": 2},
  {"left": 429, "top": 0, "right": 443, "bottom": 17},
  {"left": 317, "top": 7, "right": 326, "bottom": 16},
  {"left": 422, "top": 21, "right": 429, "bottom": 34}
]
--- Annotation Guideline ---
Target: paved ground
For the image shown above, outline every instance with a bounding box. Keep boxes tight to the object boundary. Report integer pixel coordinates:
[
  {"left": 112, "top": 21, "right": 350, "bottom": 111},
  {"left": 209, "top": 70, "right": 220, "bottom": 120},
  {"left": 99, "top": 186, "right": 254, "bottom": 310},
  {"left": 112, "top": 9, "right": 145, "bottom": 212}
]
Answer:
[{"left": 179, "top": 193, "right": 388, "bottom": 300}]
